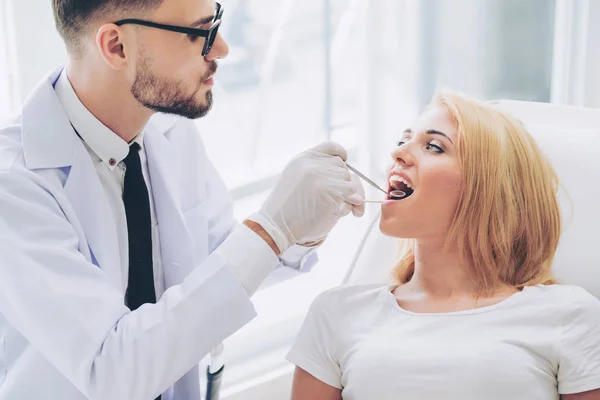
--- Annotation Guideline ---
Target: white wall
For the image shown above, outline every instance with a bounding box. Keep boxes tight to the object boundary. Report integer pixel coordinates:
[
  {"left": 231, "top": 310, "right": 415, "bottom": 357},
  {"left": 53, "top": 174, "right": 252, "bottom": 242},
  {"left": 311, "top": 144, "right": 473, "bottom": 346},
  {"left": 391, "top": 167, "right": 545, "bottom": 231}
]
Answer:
[
  {"left": 436, "top": 0, "right": 487, "bottom": 98},
  {"left": 583, "top": 0, "right": 600, "bottom": 108},
  {"left": 11, "top": 0, "right": 65, "bottom": 100},
  {"left": 222, "top": 368, "right": 293, "bottom": 400},
  {"left": 551, "top": 0, "right": 600, "bottom": 108},
  {"left": 0, "top": 0, "right": 14, "bottom": 117}
]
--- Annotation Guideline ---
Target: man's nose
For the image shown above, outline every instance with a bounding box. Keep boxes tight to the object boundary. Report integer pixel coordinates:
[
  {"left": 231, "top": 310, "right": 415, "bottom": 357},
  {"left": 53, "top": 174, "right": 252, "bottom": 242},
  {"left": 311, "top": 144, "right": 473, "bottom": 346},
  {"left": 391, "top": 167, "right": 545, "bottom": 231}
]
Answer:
[{"left": 205, "top": 33, "right": 229, "bottom": 61}]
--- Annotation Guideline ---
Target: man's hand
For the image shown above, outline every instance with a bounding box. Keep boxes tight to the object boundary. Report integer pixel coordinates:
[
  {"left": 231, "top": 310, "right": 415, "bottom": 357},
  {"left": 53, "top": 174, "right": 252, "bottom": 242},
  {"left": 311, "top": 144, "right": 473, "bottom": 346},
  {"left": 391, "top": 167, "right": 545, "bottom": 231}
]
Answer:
[{"left": 247, "top": 141, "right": 365, "bottom": 255}]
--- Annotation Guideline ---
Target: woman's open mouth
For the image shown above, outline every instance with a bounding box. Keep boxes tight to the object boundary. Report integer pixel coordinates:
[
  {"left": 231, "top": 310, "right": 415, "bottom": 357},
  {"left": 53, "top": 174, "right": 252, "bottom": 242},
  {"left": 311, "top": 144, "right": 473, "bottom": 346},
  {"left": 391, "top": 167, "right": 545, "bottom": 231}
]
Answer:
[{"left": 388, "top": 175, "right": 415, "bottom": 200}]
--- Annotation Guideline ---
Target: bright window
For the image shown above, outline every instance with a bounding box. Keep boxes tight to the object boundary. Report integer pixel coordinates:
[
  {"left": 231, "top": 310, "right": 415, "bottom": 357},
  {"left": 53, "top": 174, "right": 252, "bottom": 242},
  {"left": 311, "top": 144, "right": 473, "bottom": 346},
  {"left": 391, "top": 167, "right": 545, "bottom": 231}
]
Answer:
[
  {"left": 7, "top": 0, "right": 599, "bottom": 398},
  {"left": 195, "top": 0, "right": 558, "bottom": 396},
  {"left": 196, "top": 0, "right": 369, "bottom": 192}
]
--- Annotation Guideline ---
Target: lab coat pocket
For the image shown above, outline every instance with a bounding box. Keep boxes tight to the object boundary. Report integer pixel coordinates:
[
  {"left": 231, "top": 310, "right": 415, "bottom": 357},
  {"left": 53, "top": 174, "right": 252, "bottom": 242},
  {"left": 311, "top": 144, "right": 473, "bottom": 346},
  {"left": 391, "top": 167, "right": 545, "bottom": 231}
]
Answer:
[{"left": 183, "top": 202, "right": 210, "bottom": 262}]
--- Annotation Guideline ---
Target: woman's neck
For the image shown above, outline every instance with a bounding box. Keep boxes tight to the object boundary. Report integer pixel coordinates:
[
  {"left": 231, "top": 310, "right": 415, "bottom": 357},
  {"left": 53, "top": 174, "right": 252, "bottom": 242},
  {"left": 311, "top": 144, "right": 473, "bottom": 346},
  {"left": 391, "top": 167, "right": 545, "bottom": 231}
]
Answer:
[
  {"left": 404, "top": 238, "right": 477, "bottom": 298},
  {"left": 402, "top": 238, "right": 516, "bottom": 299}
]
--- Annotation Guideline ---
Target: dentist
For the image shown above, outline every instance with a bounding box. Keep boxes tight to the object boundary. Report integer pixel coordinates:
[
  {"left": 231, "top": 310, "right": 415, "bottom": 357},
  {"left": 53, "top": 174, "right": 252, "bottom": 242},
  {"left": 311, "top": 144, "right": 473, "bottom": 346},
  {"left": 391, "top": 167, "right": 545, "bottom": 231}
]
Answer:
[{"left": 0, "top": 0, "right": 365, "bottom": 399}]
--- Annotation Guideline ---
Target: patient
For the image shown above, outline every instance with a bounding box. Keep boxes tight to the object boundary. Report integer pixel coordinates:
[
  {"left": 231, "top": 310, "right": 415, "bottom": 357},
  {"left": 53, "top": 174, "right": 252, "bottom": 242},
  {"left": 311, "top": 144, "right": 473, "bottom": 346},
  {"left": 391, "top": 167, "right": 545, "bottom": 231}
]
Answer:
[{"left": 286, "top": 91, "right": 600, "bottom": 400}]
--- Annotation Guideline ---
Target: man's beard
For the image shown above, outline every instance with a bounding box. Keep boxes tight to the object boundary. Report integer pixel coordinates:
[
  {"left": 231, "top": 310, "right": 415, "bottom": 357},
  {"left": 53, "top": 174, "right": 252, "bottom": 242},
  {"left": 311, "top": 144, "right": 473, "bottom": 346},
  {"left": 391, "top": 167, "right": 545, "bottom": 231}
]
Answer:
[{"left": 131, "top": 54, "right": 217, "bottom": 120}]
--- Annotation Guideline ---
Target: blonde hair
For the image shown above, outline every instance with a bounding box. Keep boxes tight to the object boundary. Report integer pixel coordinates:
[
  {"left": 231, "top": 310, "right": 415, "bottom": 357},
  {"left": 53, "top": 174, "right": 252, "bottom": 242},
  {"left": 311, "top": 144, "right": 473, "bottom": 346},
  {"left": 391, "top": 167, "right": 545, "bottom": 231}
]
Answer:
[{"left": 392, "top": 91, "right": 561, "bottom": 295}]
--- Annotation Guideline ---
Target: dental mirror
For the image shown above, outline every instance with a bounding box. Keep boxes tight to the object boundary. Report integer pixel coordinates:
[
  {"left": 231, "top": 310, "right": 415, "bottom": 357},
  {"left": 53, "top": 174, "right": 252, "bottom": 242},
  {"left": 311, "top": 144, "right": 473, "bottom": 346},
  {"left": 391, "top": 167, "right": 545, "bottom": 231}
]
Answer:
[{"left": 390, "top": 190, "right": 406, "bottom": 199}]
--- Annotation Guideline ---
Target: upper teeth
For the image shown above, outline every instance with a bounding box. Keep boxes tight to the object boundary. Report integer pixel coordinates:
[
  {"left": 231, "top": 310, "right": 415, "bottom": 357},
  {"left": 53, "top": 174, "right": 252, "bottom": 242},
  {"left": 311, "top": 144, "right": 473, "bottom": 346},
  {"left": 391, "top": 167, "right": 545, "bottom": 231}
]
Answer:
[{"left": 389, "top": 175, "right": 413, "bottom": 189}]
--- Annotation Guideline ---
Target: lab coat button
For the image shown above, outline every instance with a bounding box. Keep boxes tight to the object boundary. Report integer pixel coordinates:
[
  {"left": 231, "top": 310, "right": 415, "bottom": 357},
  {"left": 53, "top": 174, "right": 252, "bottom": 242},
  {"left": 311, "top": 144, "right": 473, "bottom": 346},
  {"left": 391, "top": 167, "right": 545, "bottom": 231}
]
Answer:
[{"left": 109, "top": 158, "right": 117, "bottom": 166}]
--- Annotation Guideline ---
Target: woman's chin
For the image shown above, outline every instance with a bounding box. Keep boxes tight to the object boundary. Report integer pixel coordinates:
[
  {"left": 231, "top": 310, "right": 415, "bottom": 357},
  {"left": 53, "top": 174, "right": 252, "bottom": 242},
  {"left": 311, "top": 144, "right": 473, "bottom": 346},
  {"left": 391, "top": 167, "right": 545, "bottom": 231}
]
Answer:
[{"left": 379, "top": 218, "right": 413, "bottom": 238}]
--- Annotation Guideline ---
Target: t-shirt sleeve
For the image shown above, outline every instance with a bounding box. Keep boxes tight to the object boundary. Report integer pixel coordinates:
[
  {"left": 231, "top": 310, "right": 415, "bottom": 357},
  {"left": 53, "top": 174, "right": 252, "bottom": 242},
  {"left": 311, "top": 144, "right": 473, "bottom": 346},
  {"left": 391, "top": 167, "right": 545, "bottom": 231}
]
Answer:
[
  {"left": 286, "top": 290, "right": 342, "bottom": 389},
  {"left": 557, "top": 286, "right": 600, "bottom": 394}
]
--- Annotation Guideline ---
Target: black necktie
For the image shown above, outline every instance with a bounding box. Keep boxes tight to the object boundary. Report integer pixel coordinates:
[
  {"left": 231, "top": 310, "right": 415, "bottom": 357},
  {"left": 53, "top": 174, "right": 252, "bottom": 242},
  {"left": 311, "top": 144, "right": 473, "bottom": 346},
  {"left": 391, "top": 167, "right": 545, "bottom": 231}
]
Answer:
[
  {"left": 123, "top": 143, "right": 161, "bottom": 400},
  {"left": 123, "top": 142, "right": 157, "bottom": 309}
]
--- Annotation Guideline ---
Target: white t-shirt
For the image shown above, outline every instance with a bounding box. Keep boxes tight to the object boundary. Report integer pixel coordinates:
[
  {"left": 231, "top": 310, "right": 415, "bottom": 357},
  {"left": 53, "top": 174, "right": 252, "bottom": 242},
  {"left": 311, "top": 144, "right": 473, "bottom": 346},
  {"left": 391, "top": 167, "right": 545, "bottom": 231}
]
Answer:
[{"left": 286, "top": 283, "right": 600, "bottom": 400}]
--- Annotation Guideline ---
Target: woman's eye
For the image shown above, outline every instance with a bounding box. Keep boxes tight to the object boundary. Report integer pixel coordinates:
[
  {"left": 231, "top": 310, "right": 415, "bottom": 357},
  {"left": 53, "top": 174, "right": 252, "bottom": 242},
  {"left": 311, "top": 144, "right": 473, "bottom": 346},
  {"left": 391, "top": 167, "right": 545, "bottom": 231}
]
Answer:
[
  {"left": 426, "top": 142, "right": 444, "bottom": 153},
  {"left": 396, "top": 141, "right": 406, "bottom": 146}
]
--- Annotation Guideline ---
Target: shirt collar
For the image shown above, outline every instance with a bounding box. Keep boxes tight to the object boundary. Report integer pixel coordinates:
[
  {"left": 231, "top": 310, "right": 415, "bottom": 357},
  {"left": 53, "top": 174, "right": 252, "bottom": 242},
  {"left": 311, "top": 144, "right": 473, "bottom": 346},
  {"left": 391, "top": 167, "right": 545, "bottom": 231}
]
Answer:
[{"left": 54, "top": 70, "right": 137, "bottom": 170}]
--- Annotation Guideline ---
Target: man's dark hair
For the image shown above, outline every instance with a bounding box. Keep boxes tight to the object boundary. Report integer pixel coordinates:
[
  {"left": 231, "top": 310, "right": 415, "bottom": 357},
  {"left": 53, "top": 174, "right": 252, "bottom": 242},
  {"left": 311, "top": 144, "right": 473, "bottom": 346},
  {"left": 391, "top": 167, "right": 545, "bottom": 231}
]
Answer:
[{"left": 51, "top": 0, "right": 163, "bottom": 53}]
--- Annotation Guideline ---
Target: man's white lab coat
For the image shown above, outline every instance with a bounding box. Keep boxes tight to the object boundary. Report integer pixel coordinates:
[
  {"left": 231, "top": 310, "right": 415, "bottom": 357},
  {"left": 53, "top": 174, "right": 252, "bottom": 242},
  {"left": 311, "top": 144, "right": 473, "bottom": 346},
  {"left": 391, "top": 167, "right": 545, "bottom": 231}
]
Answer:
[{"left": 0, "top": 68, "right": 312, "bottom": 399}]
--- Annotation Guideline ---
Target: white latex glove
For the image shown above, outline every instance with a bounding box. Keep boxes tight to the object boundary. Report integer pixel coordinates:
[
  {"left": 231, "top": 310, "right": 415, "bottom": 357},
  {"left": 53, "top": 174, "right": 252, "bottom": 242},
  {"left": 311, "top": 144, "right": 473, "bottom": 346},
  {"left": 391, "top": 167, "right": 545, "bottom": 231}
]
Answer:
[{"left": 248, "top": 142, "right": 365, "bottom": 254}]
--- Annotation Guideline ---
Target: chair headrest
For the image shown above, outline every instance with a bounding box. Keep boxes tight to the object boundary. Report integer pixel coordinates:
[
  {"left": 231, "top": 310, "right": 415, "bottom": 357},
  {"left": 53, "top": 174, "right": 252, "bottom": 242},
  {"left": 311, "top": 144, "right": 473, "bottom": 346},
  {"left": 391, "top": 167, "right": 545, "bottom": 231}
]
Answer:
[{"left": 348, "top": 100, "right": 600, "bottom": 299}]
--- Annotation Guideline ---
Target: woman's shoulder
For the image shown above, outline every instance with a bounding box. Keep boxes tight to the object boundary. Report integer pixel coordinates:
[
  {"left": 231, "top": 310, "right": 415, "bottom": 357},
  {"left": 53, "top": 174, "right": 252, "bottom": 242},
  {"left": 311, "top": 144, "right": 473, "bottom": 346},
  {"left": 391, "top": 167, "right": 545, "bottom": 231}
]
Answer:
[
  {"left": 524, "top": 284, "right": 600, "bottom": 312},
  {"left": 315, "top": 282, "right": 392, "bottom": 302},
  {"left": 526, "top": 283, "right": 597, "bottom": 299},
  {"left": 309, "top": 283, "right": 392, "bottom": 314}
]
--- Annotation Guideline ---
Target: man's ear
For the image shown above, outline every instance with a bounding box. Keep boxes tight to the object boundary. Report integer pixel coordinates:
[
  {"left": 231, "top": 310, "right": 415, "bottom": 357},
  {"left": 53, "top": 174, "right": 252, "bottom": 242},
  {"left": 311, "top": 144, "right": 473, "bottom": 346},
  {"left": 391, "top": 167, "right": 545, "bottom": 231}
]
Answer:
[{"left": 95, "top": 24, "right": 130, "bottom": 70}]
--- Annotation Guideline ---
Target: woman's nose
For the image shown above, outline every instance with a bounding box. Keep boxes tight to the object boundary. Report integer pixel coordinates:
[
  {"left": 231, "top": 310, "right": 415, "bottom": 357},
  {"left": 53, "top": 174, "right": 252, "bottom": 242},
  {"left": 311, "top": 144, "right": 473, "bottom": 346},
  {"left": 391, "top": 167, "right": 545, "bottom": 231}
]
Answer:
[{"left": 391, "top": 144, "right": 415, "bottom": 166}]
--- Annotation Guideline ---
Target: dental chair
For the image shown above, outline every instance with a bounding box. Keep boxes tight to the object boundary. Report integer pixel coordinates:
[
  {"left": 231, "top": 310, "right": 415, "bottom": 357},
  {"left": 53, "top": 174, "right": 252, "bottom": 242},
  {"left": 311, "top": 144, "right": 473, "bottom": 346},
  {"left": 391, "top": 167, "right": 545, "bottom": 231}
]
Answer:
[{"left": 344, "top": 100, "right": 600, "bottom": 299}]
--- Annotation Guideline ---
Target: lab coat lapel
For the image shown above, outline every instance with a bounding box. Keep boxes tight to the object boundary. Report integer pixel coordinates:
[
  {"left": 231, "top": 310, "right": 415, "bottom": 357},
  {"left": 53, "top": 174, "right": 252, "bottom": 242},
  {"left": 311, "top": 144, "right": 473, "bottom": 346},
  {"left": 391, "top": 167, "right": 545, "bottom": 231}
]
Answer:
[
  {"left": 63, "top": 142, "right": 123, "bottom": 292},
  {"left": 143, "top": 126, "right": 196, "bottom": 289},
  {"left": 21, "top": 68, "right": 124, "bottom": 292}
]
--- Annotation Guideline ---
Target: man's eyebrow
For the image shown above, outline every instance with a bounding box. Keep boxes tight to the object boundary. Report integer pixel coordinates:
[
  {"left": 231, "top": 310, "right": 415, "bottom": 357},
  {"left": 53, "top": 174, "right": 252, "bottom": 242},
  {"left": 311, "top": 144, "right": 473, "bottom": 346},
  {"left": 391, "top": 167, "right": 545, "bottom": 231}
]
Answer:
[
  {"left": 403, "top": 128, "right": 454, "bottom": 144},
  {"left": 190, "top": 15, "right": 215, "bottom": 27}
]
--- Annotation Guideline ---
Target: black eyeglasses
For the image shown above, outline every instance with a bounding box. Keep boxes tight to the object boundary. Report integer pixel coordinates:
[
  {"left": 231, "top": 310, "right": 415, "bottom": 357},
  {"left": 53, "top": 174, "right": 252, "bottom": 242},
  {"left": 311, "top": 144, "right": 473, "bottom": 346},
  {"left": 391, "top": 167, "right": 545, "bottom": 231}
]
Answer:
[{"left": 114, "top": 2, "right": 224, "bottom": 56}]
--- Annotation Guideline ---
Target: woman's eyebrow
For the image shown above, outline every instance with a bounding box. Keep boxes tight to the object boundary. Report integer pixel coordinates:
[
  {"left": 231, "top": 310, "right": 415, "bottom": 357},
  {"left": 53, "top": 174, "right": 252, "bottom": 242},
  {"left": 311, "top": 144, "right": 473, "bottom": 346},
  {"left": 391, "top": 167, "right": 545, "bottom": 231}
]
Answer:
[
  {"left": 403, "top": 128, "right": 453, "bottom": 144},
  {"left": 426, "top": 129, "right": 454, "bottom": 144}
]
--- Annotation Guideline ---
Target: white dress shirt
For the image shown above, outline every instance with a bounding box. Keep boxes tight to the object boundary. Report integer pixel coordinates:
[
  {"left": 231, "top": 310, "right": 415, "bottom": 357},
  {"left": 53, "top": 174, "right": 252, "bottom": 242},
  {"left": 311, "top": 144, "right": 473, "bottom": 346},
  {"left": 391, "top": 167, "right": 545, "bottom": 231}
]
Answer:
[{"left": 54, "top": 71, "right": 167, "bottom": 297}]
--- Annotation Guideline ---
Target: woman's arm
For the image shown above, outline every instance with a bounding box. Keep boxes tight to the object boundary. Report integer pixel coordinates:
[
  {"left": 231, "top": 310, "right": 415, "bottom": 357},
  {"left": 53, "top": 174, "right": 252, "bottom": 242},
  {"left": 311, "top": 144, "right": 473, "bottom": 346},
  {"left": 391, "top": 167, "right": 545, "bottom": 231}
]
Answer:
[
  {"left": 556, "top": 287, "right": 600, "bottom": 398},
  {"left": 291, "top": 367, "right": 342, "bottom": 400},
  {"left": 563, "top": 389, "right": 600, "bottom": 399}
]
